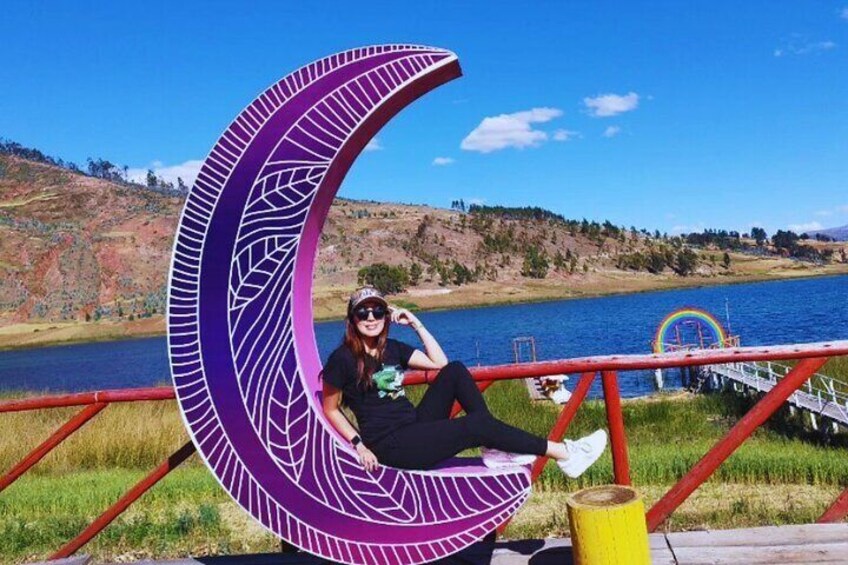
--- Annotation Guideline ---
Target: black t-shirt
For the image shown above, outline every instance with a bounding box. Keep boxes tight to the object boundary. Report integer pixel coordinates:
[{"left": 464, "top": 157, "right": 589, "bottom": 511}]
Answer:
[{"left": 322, "top": 338, "right": 417, "bottom": 446}]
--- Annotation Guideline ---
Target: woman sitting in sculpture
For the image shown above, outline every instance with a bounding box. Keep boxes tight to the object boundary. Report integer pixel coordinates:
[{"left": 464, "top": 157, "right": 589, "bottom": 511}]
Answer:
[{"left": 322, "top": 286, "right": 607, "bottom": 474}]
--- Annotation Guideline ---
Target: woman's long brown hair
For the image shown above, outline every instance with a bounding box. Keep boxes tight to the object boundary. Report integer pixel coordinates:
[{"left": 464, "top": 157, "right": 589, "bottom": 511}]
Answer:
[{"left": 343, "top": 312, "right": 391, "bottom": 389}]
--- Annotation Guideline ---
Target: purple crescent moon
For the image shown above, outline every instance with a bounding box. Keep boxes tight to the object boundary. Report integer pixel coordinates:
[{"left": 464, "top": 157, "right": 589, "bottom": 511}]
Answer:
[{"left": 167, "top": 45, "right": 531, "bottom": 564}]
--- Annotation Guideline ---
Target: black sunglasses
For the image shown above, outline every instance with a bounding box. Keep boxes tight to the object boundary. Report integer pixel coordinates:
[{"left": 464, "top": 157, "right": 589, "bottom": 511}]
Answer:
[{"left": 352, "top": 305, "right": 388, "bottom": 321}]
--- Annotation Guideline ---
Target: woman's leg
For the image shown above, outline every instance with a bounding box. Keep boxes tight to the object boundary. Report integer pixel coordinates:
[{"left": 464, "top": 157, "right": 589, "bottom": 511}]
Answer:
[
  {"left": 415, "top": 361, "right": 489, "bottom": 422},
  {"left": 389, "top": 360, "right": 604, "bottom": 474},
  {"left": 373, "top": 411, "right": 547, "bottom": 470}
]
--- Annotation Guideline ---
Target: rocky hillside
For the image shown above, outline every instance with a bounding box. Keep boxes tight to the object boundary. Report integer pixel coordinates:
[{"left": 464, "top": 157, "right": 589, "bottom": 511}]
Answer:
[
  {"left": 2, "top": 154, "right": 844, "bottom": 328},
  {"left": 0, "top": 155, "right": 181, "bottom": 324}
]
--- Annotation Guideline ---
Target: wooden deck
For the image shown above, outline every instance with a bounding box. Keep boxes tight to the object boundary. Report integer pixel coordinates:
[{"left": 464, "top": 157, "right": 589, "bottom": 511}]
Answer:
[{"left": 32, "top": 523, "right": 848, "bottom": 564}]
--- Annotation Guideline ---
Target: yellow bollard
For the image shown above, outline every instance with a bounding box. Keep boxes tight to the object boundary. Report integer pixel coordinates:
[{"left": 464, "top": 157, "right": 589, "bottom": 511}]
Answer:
[{"left": 567, "top": 485, "right": 651, "bottom": 564}]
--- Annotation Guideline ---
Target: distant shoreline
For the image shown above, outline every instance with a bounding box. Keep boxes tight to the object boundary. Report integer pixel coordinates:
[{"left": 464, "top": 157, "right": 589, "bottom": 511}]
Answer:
[
  {"left": 1, "top": 268, "right": 846, "bottom": 353},
  {"left": 381, "top": 269, "right": 848, "bottom": 319}
]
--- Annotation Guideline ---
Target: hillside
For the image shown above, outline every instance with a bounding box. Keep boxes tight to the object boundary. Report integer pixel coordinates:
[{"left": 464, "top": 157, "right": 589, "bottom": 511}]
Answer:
[
  {"left": 0, "top": 155, "right": 181, "bottom": 323},
  {"left": 809, "top": 224, "right": 848, "bottom": 242},
  {"left": 1, "top": 153, "right": 847, "bottom": 348}
]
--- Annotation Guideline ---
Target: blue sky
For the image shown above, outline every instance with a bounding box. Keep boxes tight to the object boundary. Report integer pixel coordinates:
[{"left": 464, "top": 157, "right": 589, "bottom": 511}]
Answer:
[{"left": 2, "top": 1, "right": 847, "bottom": 235}]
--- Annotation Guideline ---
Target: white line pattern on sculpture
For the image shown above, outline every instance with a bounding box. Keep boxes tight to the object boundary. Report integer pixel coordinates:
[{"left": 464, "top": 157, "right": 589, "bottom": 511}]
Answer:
[{"left": 168, "top": 45, "right": 531, "bottom": 564}]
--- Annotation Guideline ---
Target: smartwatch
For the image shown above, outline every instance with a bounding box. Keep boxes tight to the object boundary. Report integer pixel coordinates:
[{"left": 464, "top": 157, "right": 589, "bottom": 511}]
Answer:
[{"left": 351, "top": 435, "right": 362, "bottom": 447}]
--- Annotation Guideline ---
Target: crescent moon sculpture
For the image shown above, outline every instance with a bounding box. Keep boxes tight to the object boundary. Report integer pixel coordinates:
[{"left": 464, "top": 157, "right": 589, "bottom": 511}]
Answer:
[{"left": 167, "top": 45, "right": 531, "bottom": 564}]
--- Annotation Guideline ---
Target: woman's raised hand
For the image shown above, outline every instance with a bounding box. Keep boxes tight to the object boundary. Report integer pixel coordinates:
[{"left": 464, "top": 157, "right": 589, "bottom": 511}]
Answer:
[
  {"left": 389, "top": 306, "right": 420, "bottom": 328},
  {"left": 356, "top": 443, "right": 379, "bottom": 472}
]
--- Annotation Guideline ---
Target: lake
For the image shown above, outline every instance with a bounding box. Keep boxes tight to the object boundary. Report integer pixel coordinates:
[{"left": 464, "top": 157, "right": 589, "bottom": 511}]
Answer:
[{"left": 2, "top": 274, "right": 846, "bottom": 398}]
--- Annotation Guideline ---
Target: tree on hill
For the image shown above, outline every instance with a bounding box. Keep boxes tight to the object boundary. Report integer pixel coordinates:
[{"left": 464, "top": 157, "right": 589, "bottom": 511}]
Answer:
[
  {"left": 409, "top": 262, "right": 423, "bottom": 285},
  {"left": 772, "top": 230, "right": 799, "bottom": 252},
  {"left": 0, "top": 137, "right": 80, "bottom": 172},
  {"left": 87, "top": 158, "right": 124, "bottom": 182},
  {"left": 468, "top": 204, "right": 565, "bottom": 223},
  {"left": 357, "top": 263, "right": 410, "bottom": 295},
  {"left": 521, "top": 245, "right": 549, "bottom": 278},
  {"left": 553, "top": 250, "right": 567, "bottom": 271},
  {"left": 674, "top": 248, "right": 699, "bottom": 276},
  {"left": 751, "top": 227, "right": 767, "bottom": 246},
  {"left": 685, "top": 229, "right": 742, "bottom": 251},
  {"left": 450, "top": 199, "right": 467, "bottom": 212},
  {"left": 646, "top": 250, "right": 667, "bottom": 274},
  {"left": 450, "top": 261, "right": 475, "bottom": 285}
]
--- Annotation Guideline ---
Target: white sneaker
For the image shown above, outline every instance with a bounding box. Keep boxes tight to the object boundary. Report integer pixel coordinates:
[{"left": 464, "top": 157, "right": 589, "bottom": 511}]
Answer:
[
  {"left": 481, "top": 447, "right": 537, "bottom": 468},
  {"left": 557, "top": 429, "right": 607, "bottom": 478}
]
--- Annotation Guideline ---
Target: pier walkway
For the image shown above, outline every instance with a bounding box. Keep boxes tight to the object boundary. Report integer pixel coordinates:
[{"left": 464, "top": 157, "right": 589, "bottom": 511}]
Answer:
[{"left": 706, "top": 360, "right": 848, "bottom": 430}]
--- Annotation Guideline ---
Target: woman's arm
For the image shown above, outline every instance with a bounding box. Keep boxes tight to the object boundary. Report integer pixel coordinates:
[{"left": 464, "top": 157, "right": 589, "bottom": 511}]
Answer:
[
  {"left": 321, "top": 382, "right": 359, "bottom": 442},
  {"left": 390, "top": 307, "right": 448, "bottom": 369},
  {"left": 322, "top": 382, "right": 379, "bottom": 471}
]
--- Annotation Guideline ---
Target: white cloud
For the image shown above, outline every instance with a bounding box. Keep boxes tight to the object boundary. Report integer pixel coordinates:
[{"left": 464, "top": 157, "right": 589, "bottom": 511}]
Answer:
[
  {"left": 432, "top": 157, "right": 455, "bottom": 166},
  {"left": 364, "top": 138, "right": 383, "bottom": 151},
  {"left": 841, "top": 7, "right": 848, "bottom": 20},
  {"left": 603, "top": 126, "right": 622, "bottom": 138},
  {"left": 671, "top": 222, "right": 706, "bottom": 234},
  {"left": 788, "top": 221, "right": 823, "bottom": 233},
  {"left": 460, "top": 107, "right": 563, "bottom": 153},
  {"left": 814, "top": 204, "right": 848, "bottom": 217},
  {"left": 553, "top": 129, "right": 580, "bottom": 141},
  {"left": 774, "top": 40, "right": 836, "bottom": 57},
  {"left": 467, "top": 197, "right": 486, "bottom": 206},
  {"left": 126, "top": 159, "right": 203, "bottom": 187},
  {"left": 583, "top": 92, "right": 639, "bottom": 117}
]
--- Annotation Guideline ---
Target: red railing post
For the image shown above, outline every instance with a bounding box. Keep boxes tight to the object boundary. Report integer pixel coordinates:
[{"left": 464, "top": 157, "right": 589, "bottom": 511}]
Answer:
[
  {"left": 50, "top": 440, "right": 197, "bottom": 559},
  {"left": 0, "top": 402, "right": 107, "bottom": 494},
  {"left": 819, "top": 487, "right": 848, "bottom": 523},
  {"left": 602, "top": 370, "right": 631, "bottom": 486},
  {"left": 646, "top": 357, "right": 829, "bottom": 531},
  {"left": 497, "top": 372, "right": 597, "bottom": 534},
  {"left": 530, "top": 371, "right": 596, "bottom": 482}
]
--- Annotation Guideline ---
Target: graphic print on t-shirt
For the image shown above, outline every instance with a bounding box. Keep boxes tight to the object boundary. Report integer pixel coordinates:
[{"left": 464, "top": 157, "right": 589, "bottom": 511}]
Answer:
[{"left": 372, "top": 365, "right": 406, "bottom": 400}]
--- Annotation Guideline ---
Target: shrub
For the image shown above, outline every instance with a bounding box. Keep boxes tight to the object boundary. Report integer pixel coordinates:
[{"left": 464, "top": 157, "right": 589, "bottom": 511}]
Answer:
[
  {"left": 357, "top": 263, "right": 409, "bottom": 295},
  {"left": 521, "top": 246, "right": 549, "bottom": 278}
]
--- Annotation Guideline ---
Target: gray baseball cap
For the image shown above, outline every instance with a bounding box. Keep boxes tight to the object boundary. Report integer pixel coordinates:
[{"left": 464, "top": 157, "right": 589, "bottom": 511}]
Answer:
[{"left": 347, "top": 286, "right": 388, "bottom": 315}]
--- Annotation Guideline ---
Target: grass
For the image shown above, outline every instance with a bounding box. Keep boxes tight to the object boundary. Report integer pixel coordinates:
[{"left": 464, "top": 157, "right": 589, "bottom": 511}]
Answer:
[
  {"left": 0, "top": 468, "right": 274, "bottom": 564},
  {"left": 2, "top": 383, "right": 847, "bottom": 563},
  {"left": 0, "top": 400, "right": 189, "bottom": 475}
]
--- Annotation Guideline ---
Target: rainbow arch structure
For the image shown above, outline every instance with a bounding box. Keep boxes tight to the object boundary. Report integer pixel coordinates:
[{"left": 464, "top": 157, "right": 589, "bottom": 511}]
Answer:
[
  {"left": 653, "top": 307, "right": 728, "bottom": 354},
  {"left": 166, "top": 45, "right": 531, "bottom": 565}
]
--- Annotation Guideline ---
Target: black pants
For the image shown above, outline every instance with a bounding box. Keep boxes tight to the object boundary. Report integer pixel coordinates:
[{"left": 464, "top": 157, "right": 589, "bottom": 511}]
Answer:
[{"left": 372, "top": 361, "right": 548, "bottom": 469}]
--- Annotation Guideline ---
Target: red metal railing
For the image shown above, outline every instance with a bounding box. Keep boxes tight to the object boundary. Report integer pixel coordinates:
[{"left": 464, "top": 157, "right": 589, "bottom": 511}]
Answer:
[{"left": 2, "top": 339, "right": 848, "bottom": 559}]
